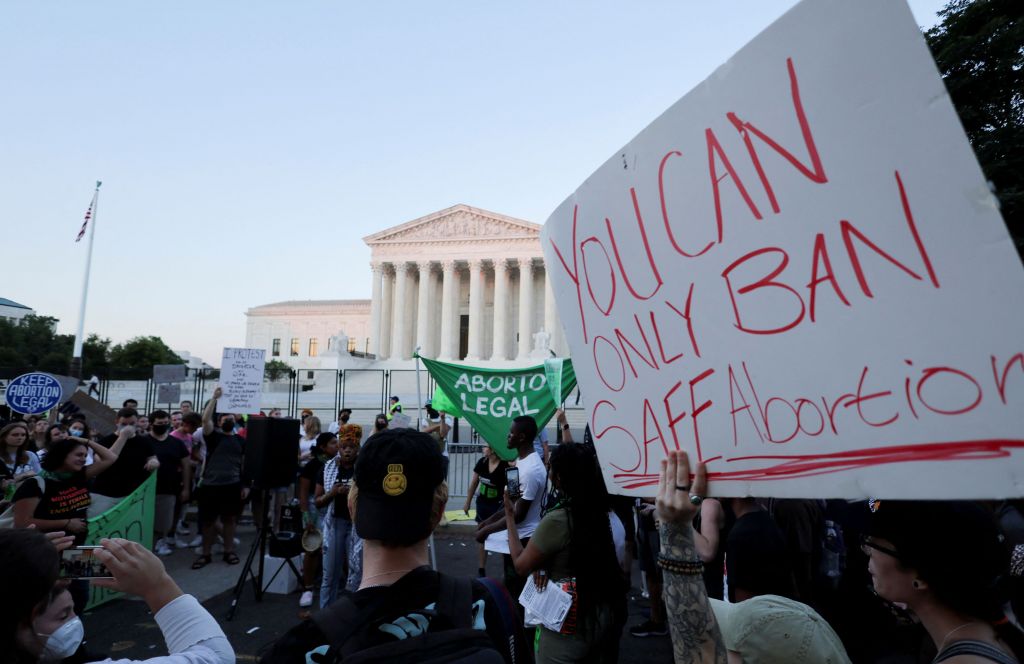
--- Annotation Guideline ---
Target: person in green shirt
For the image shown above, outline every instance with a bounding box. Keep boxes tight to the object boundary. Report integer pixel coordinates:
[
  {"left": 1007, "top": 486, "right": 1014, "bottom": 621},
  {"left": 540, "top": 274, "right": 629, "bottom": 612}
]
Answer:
[{"left": 503, "top": 443, "right": 626, "bottom": 663}]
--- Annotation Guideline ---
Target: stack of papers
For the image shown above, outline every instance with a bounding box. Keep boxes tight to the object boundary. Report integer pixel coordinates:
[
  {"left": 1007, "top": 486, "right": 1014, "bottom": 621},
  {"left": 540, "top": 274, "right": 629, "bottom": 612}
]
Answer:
[{"left": 518, "top": 580, "right": 573, "bottom": 632}]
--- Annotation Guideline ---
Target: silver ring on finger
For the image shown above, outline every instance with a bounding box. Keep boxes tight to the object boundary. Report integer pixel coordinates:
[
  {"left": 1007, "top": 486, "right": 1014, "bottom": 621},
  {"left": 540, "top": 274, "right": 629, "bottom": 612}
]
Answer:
[
  {"left": 689, "top": 494, "right": 704, "bottom": 506},
  {"left": 675, "top": 484, "right": 690, "bottom": 492}
]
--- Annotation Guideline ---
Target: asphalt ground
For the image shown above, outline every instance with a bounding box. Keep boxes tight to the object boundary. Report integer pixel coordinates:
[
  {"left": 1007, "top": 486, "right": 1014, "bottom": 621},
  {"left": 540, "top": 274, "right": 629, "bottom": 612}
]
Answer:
[{"left": 79, "top": 520, "right": 674, "bottom": 663}]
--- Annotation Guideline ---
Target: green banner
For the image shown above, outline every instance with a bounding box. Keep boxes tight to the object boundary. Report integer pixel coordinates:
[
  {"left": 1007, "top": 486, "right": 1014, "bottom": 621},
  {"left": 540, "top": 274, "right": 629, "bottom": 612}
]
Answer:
[
  {"left": 85, "top": 472, "right": 156, "bottom": 609},
  {"left": 419, "top": 356, "right": 576, "bottom": 461}
]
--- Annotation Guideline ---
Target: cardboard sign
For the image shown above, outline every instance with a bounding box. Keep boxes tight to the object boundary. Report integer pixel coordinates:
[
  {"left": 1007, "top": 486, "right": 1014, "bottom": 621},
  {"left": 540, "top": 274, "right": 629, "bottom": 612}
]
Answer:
[
  {"left": 66, "top": 391, "right": 117, "bottom": 437},
  {"left": 219, "top": 347, "right": 266, "bottom": 413},
  {"left": 153, "top": 364, "right": 186, "bottom": 384},
  {"left": 541, "top": 0, "right": 1024, "bottom": 499}
]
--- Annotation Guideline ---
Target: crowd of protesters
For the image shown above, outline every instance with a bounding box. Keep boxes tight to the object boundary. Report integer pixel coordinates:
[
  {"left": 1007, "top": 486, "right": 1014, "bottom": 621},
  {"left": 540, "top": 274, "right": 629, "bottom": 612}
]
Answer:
[{"left": 2, "top": 391, "right": 1024, "bottom": 664}]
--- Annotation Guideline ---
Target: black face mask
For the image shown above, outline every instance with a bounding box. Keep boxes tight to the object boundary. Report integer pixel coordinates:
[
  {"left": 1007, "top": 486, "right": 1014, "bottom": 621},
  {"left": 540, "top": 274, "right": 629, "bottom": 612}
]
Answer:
[
  {"left": 221, "top": 421, "right": 235, "bottom": 433},
  {"left": 151, "top": 424, "right": 170, "bottom": 436}
]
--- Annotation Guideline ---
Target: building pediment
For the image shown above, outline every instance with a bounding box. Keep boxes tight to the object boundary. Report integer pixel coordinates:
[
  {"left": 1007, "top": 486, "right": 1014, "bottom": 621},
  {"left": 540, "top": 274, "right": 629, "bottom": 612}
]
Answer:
[{"left": 363, "top": 204, "right": 540, "bottom": 246}]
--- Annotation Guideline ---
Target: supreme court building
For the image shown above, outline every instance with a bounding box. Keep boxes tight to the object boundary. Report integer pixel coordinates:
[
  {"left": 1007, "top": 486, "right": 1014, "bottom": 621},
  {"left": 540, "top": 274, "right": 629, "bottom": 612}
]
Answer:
[{"left": 245, "top": 204, "right": 566, "bottom": 368}]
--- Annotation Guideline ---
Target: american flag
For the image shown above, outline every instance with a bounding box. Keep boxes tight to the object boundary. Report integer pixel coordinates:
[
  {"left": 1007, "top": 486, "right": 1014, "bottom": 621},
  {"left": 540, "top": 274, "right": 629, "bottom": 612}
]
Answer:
[
  {"left": 75, "top": 182, "right": 101, "bottom": 242},
  {"left": 75, "top": 202, "right": 93, "bottom": 242}
]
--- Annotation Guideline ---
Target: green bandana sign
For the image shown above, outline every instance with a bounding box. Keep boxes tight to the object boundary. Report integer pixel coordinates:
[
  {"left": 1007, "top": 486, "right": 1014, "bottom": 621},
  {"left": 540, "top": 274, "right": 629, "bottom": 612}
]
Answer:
[
  {"left": 85, "top": 472, "right": 156, "bottom": 609},
  {"left": 419, "top": 356, "right": 577, "bottom": 461}
]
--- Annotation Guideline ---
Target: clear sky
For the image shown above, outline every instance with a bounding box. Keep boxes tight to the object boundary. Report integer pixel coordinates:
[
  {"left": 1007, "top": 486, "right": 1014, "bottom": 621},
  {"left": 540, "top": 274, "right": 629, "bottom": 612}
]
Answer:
[{"left": 1, "top": 1, "right": 948, "bottom": 366}]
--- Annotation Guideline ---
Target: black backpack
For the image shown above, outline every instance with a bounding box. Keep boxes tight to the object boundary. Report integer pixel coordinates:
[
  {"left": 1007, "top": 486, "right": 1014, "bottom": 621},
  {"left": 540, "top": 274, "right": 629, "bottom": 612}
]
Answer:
[{"left": 311, "top": 574, "right": 507, "bottom": 664}]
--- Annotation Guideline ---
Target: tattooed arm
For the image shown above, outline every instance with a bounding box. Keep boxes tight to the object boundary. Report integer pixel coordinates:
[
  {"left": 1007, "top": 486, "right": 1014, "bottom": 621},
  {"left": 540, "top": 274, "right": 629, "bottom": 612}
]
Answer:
[{"left": 656, "top": 451, "right": 727, "bottom": 664}]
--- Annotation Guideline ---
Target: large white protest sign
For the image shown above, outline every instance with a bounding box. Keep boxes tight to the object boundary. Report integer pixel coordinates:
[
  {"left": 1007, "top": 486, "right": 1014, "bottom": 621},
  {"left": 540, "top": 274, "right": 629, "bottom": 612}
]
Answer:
[
  {"left": 219, "top": 348, "right": 266, "bottom": 413},
  {"left": 542, "top": 0, "right": 1024, "bottom": 499}
]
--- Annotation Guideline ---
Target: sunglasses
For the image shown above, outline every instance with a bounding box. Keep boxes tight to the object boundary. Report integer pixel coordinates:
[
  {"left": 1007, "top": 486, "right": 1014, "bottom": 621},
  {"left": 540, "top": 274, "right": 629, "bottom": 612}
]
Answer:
[{"left": 860, "top": 534, "right": 901, "bottom": 559}]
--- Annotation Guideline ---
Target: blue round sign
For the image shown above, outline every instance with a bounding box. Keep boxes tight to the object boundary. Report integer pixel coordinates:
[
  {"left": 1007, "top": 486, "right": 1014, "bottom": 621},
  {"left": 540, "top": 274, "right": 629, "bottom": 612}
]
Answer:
[{"left": 6, "top": 372, "right": 63, "bottom": 415}]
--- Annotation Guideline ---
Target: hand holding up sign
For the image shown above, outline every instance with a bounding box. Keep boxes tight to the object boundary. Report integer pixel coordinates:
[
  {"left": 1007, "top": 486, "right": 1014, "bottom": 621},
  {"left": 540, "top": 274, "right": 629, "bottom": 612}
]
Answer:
[{"left": 655, "top": 451, "right": 707, "bottom": 528}]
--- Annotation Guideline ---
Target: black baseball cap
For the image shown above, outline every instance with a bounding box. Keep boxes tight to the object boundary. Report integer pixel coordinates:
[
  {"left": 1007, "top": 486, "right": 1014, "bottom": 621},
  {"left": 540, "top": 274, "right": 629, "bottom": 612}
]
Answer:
[{"left": 354, "top": 428, "right": 446, "bottom": 545}]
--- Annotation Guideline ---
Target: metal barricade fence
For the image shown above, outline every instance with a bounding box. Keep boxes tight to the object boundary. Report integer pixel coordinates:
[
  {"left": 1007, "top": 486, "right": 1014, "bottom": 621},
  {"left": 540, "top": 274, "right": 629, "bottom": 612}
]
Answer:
[{"left": 0, "top": 365, "right": 587, "bottom": 501}]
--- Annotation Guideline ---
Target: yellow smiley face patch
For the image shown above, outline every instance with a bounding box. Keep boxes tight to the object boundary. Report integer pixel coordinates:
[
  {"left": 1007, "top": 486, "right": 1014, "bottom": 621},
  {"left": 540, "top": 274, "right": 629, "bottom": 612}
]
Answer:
[{"left": 383, "top": 463, "right": 407, "bottom": 496}]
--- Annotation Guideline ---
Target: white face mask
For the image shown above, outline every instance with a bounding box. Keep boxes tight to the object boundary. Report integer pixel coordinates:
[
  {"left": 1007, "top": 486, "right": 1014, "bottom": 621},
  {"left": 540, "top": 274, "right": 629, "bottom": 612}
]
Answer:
[{"left": 37, "top": 615, "right": 84, "bottom": 661}]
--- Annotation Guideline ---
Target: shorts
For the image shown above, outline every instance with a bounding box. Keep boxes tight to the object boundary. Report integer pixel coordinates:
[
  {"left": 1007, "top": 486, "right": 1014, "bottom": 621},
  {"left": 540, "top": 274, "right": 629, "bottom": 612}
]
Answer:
[
  {"left": 154, "top": 494, "right": 177, "bottom": 534},
  {"left": 197, "top": 484, "right": 243, "bottom": 525},
  {"left": 475, "top": 496, "right": 501, "bottom": 523}
]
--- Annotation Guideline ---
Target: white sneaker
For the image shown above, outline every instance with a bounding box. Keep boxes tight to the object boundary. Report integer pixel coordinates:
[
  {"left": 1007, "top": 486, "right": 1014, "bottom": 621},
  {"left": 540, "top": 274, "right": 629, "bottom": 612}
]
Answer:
[
  {"left": 188, "top": 535, "right": 202, "bottom": 547},
  {"left": 155, "top": 542, "right": 173, "bottom": 557},
  {"left": 176, "top": 519, "right": 191, "bottom": 535},
  {"left": 173, "top": 535, "right": 191, "bottom": 549},
  {"left": 299, "top": 590, "right": 313, "bottom": 607}
]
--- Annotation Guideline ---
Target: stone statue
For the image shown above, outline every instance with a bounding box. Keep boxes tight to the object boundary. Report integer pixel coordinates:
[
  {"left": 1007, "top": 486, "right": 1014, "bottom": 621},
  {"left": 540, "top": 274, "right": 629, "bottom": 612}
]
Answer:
[
  {"left": 531, "top": 328, "right": 551, "bottom": 357},
  {"left": 328, "top": 330, "right": 350, "bottom": 356}
]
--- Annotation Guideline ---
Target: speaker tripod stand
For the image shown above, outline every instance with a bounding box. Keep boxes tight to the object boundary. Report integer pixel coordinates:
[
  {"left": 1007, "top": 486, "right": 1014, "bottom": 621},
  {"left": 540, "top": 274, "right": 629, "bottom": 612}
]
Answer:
[{"left": 227, "top": 488, "right": 304, "bottom": 621}]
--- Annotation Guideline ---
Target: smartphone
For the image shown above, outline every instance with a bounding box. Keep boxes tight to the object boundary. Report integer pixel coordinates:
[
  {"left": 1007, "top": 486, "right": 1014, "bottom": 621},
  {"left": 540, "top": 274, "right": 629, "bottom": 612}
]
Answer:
[
  {"left": 60, "top": 546, "right": 113, "bottom": 580},
  {"left": 505, "top": 467, "right": 521, "bottom": 498}
]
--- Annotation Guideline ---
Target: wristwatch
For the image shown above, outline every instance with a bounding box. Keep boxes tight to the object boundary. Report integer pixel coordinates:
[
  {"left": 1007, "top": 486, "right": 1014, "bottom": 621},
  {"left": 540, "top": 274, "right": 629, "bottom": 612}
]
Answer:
[{"left": 561, "top": 424, "right": 570, "bottom": 431}]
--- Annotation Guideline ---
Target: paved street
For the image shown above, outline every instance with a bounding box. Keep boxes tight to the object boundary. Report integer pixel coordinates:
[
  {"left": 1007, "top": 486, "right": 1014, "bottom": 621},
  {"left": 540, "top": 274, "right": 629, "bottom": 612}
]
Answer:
[{"left": 80, "top": 521, "right": 673, "bottom": 662}]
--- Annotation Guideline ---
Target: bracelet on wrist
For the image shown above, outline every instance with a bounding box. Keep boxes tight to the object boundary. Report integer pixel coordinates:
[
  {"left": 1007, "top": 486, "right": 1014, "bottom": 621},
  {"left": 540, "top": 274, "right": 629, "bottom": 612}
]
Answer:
[{"left": 657, "top": 554, "right": 704, "bottom": 575}]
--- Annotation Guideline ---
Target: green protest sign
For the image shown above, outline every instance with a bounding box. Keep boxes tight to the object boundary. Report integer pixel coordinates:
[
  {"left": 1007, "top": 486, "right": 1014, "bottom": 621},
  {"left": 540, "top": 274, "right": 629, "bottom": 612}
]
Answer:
[
  {"left": 419, "top": 356, "right": 576, "bottom": 461},
  {"left": 85, "top": 472, "right": 156, "bottom": 609}
]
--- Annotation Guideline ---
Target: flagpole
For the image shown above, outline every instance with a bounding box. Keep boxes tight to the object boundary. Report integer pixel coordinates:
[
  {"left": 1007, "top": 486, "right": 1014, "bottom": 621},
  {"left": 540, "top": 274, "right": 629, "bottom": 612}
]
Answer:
[{"left": 70, "top": 181, "right": 102, "bottom": 379}]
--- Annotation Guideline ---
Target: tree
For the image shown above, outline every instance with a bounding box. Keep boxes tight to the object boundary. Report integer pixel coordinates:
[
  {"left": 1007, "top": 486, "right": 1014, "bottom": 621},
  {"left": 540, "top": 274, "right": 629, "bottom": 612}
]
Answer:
[
  {"left": 108, "top": 336, "right": 184, "bottom": 372},
  {"left": 82, "top": 334, "right": 111, "bottom": 377},
  {"left": 0, "top": 316, "right": 72, "bottom": 372},
  {"left": 926, "top": 0, "right": 1024, "bottom": 250},
  {"left": 264, "top": 359, "right": 292, "bottom": 382}
]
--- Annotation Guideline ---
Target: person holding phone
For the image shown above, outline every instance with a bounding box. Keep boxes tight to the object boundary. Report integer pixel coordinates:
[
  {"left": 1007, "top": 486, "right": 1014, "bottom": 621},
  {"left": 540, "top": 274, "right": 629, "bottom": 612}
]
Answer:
[
  {"left": 1, "top": 529, "right": 234, "bottom": 663},
  {"left": 475, "top": 416, "right": 547, "bottom": 605},
  {"left": 315, "top": 424, "right": 361, "bottom": 608}
]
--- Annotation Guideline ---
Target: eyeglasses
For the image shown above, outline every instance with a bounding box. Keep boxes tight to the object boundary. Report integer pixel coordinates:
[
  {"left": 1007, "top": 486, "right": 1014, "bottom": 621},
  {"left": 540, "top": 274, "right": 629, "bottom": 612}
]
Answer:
[{"left": 860, "top": 534, "right": 901, "bottom": 559}]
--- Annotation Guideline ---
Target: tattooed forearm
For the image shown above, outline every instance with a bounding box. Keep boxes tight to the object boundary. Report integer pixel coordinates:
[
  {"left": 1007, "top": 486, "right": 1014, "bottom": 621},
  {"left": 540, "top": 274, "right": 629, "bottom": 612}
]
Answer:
[{"left": 659, "top": 521, "right": 728, "bottom": 664}]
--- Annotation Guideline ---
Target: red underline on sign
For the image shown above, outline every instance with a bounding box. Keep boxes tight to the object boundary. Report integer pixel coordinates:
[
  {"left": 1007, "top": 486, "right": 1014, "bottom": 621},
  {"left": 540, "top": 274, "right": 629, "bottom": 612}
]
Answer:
[{"left": 612, "top": 439, "right": 1024, "bottom": 489}]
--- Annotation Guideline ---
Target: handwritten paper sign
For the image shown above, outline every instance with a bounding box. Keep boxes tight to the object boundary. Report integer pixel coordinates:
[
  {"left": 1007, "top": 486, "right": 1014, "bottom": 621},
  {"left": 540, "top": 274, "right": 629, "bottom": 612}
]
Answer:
[
  {"left": 219, "top": 347, "right": 266, "bottom": 414},
  {"left": 542, "top": 0, "right": 1024, "bottom": 499}
]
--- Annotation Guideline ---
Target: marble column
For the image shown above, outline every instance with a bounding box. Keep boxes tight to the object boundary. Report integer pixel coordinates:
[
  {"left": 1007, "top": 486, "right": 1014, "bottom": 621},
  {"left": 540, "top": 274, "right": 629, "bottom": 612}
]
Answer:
[
  {"left": 392, "top": 262, "right": 410, "bottom": 360},
  {"left": 438, "top": 259, "right": 457, "bottom": 361},
  {"left": 516, "top": 258, "right": 535, "bottom": 360},
  {"left": 543, "top": 269, "right": 559, "bottom": 356},
  {"left": 415, "top": 261, "right": 432, "bottom": 357},
  {"left": 379, "top": 265, "right": 395, "bottom": 360},
  {"left": 428, "top": 266, "right": 441, "bottom": 357},
  {"left": 368, "top": 262, "right": 384, "bottom": 357},
  {"left": 466, "top": 258, "right": 484, "bottom": 361},
  {"left": 491, "top": 259, "right": 510, "bottom": 361}
]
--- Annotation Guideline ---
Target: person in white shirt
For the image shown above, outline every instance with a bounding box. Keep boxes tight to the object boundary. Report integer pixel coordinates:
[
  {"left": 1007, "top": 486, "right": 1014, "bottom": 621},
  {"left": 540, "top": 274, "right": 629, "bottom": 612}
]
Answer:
[
  {"left": 475, "top": 415, "right": 547, "bottom": 601},
  {"left": 2, "top": 529, "right": 233, "bottom": 663}
]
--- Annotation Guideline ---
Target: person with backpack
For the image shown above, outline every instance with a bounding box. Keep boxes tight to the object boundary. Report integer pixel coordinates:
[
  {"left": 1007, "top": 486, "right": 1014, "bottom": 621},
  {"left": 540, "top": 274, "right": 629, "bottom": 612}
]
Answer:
[{"left": 262, "top": 427, "right": 527, "bottom": 664}]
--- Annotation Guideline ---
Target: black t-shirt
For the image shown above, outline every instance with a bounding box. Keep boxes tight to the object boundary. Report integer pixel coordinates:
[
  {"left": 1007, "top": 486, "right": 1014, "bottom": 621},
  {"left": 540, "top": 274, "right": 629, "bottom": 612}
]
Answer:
[
  {"left": 473, "top": 457, "right": 508, "bottom": 501},
  {"left": 13, "top": 470, "right": 91, "bottom": 544},
  {"left": 152, "top": 436, "right": 189, "bottom": 495},
  {"left": 261, "top": 568, "right": 524, "bottom": 664},
  {"left": 299, "top": 456, "right": 324, "bottom": 486},
  {"left": 725, "top": 509, "right": 795, "bottom": 601},
  {"left": 91, "top": 434, "right": 156, "bottom": 498}
]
